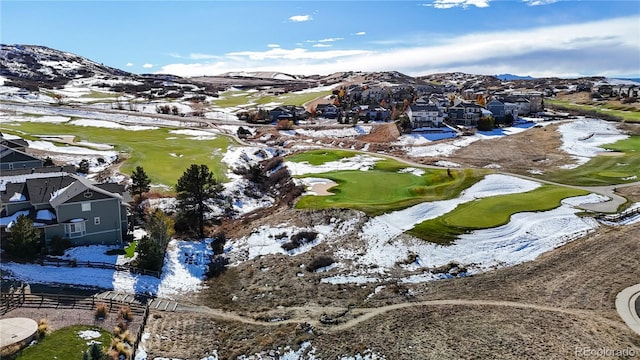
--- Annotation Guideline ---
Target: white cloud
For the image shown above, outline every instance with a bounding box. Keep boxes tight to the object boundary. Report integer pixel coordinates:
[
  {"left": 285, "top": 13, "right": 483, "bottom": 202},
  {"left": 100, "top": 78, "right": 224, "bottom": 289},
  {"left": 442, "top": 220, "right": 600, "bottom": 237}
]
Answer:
[
  {"left": 523, "top": 0, "right": 559, "bottom": 5},
  {"left": 224, "top": 47, "right": 371, "bottom": 61},
  {"left": 318, "top": 37, "right": 344, "bottom": 43},
  {"left": 312, "top": 44, "right": 332, "bottom": 48},
  {"left": 125, "top": 63, "right": 133, "bottom": 67},
  {"left": 267, "top": 44, "right": 280, "bottom": 48},
  {"left": 355, "top": 32, "right": 366, "bottom": 36},
  {"left": 142, "top": 63, "right": 153, "bottom": 68},
  {"left": 158, "top": 16, "right": 640, "bottom": 78},
  {"left": 424, "top": 0, "right": 491, "bottom": 9},
  {"left": 188, "top": 53, "right": 222, "bottom": 60},
  {"left": 289, "top": 15, "right": 311, "bottom": 22}
]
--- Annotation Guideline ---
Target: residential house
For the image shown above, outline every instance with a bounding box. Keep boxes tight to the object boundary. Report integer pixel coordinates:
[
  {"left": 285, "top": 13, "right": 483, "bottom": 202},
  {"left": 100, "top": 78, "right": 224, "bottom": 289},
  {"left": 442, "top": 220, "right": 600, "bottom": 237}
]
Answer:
[
  {"left": 269, "top": 105, "right": 308, "bottom": 122},
  {"left": 1, "top": 145, "right": 44, "bottom": 171},
  {"left": 1, "top": 172, "right": 130, "bottom": 247},
  {"left": 448, "top": 102, "right": 484, "bottom": 127},
  {"left": 487, "top": 99, "right": 506, "bottom": 122},
  {"left": 315, "top": 104, "right": 339, "bottom": 119},
  {"left": 406, "top": 104, "right": 445, "bottom": 129},
  {"left": 503, "top": 96, "right": 531, "bottom": 115},
  {"left": 361, "top": 86, "right": 388, "bottom": 104},
  {"left": 487, "top": 99, "right": 518, "bottom": 123}
]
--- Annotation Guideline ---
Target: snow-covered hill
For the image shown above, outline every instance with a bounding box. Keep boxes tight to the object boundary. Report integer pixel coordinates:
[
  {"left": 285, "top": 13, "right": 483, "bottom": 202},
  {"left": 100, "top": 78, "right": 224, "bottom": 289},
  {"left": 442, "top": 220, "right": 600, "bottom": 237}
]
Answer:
[{"left": 0, "top": 44, "right": 132, "bottom": 85}]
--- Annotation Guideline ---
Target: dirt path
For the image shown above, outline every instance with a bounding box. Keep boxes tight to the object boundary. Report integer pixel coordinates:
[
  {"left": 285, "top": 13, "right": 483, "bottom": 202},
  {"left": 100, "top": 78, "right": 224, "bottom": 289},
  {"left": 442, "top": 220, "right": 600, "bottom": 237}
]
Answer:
[{"left": 174, "top": 298, "right": 627, "bottom": 334}]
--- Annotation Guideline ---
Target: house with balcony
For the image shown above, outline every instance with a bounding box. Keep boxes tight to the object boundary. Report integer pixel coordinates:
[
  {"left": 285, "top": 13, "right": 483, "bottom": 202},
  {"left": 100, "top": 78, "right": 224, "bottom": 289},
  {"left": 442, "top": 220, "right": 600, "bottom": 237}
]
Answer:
[
  {"left": 1, "top": 172, "right": 130, "bottom": 247},
  {"left": 406, "top": 103, "right": 445, "bottom": 129},
  {"left": 447, "top": 102, "right": 484, "bottom": 127}
]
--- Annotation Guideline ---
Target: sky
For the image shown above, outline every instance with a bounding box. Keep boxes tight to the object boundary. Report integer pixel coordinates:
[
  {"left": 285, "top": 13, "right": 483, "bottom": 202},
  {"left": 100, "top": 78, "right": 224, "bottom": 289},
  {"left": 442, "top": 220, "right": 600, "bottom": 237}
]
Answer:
[{"left": 1, "top": 0, "right": 639, "bottom": 78}]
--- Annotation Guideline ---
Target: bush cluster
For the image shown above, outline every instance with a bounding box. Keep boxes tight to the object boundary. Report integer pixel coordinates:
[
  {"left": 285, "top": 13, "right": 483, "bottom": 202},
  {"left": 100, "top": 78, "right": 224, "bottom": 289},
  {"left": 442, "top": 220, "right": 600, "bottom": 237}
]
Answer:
[
  {"left": 281, "top": 231, "right": 318, "bottom": 252},
  {"left": 94, "top": 303, "right": 108, "bottom": 319},
  {"left": 306, "top": 255, "right": 334, "bottom": 272}
]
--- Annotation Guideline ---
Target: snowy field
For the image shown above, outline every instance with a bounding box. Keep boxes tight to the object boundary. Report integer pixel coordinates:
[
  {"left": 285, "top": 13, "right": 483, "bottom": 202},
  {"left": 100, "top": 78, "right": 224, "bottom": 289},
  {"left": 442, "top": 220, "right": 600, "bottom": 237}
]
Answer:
[
  {"left": 556, "top": 117, "right": 629, "bottom": 168},
  {"left": 0, "top": 237, "right": 213, "bottom": 299}
]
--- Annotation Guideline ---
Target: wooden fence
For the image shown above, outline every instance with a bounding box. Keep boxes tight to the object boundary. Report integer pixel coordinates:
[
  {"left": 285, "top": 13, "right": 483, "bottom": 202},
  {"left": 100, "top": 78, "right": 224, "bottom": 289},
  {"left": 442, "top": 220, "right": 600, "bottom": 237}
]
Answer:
[
  {"left": 0, "top": 282, "right": 27, "bottom": 314},
  {"left": 0, "top": 291, "right": 147, "bottom": 316},
  {"left": 596, "top": 207, "right": 640, "bottom": 223},
  {"left": 39, "top": 257, "right": 161, "bottom": 278},
  {"left": 1, "top": 288, "right": 150, "bottom": 360}
]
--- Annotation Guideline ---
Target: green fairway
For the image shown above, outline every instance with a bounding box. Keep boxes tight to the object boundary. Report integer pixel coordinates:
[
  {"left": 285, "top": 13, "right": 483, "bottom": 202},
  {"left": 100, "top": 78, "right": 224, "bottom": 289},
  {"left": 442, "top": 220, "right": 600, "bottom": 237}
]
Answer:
[
  {"left": 1, "top": 119, "right": 236, "bottom": 187},
  {"left": 539, "top": 136, "right": 640, "bottom": 186},
  {"left": 213, "top": 88, "right": 332, "bottom": 109},
  {"left": 295, "top": 166, "right": 485, "bottom": 216},
  {"left": 17, "top": 325, "right": 111, "bottom": 360},
  {"left": 286, "top": 149, "right": 359, "bottom": 165},
  {"left": 546, "top": 99, "right": 640, "bottom": 123},
  {"left": 408, "top": 185, "right": 589, "bottom": 245}
]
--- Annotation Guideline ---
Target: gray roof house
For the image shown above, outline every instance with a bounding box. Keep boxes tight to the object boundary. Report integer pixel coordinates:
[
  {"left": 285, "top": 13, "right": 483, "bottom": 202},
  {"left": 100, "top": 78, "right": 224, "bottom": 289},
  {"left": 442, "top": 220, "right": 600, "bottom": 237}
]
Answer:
[
  {"left": 447, "top": 102, "right": 484, "bottom": 127},
  {"left": 0, "top": 144, "right": 44, "bottom": 171},
  {"left": 1, "top": 173, "right": 129, "bottom": 247},
  {"left": 406, "top": 104, "right": 445, "bottom": 129}
]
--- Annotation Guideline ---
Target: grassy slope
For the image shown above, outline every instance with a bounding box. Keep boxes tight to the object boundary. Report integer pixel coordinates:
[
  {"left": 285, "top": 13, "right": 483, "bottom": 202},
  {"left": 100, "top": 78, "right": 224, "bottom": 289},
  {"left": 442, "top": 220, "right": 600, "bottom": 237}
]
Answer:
[
  {"left": 17, "top": 325, "right": 111, "bottom": 360},
  {"left": 286, "top": 149, "right": 359, "bottom": 165},
  {"left": 295, "top": 164, "right": 485, "bottom": 216},
  {"left": 546, "top": 98, "right": 640, "bottom": 123},
  {"left": 408, "top": 185, "right": 589, "bottom": 245},
  {"left": 1, "top": 120, "right": 236, "bottom": 187},
  {"left": 213, "top": 89, "right": 332, "bottom": 108},
  {"left": 539, "top": 136, "right": 640, "bottom": 186}
]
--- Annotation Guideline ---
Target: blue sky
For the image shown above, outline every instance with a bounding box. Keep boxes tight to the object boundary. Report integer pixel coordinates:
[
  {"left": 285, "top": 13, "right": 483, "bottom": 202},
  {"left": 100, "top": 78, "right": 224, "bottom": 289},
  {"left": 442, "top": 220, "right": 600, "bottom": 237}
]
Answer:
[{"left": 2, "top": 0, "right": 639, "bottom": 78}]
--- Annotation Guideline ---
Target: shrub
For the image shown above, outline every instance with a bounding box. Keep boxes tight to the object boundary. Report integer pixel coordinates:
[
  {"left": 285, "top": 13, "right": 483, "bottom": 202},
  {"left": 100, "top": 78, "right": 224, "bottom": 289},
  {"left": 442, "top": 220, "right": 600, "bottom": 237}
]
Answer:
[
  {"left": 477, "top": 116, "right": 495, "bottom": 131},
  {"left": 120, "top": 330, "right": 134, "bottom": 346},
  {"left": 207, "top": 256, "right": 229, "bottom": 278},
  {"left": 37, "top": 318, "right": 49, "bottom": 339},
  {"left": 211, "top": 232, "right": 227, "bottom": 255},
  {"left": 118, "top": 305, "right": 134, "bottom": 322},
  {"left": 275, "top": 119, "right": 294, "bottom": 130},
  {"left": 110, "top": 338, "right": 132, "bottom": 359},
  {"left": 105, "top": 248, "right": 126, "bottom": 256},
  {"left": 49, "top": 236, "right": 72, "bottom": 256},
  {"left": 95, "top": 303, "right": 108, "bottom": 319},
  {"left": 306, "top": 255, "right": 334, "bottom": 272},
  {"left": 282, "top": 231, "right": 318, "bottom": 252}
]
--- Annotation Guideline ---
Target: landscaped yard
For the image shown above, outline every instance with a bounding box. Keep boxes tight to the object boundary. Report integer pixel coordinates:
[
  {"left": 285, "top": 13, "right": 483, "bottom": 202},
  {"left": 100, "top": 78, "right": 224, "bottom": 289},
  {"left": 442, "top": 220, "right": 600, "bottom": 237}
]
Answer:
[
  {"left": 540, "top": 136, "right": 640, "bottom": 186},
  {"left": 407, "top": 185, "right": 589, "bottom": 244},
  {"left": 16, "top": 325, "right": 111, "bottom": 360},
  {"left": 0, "top": 119, "right": 237, "bottom": 187}
]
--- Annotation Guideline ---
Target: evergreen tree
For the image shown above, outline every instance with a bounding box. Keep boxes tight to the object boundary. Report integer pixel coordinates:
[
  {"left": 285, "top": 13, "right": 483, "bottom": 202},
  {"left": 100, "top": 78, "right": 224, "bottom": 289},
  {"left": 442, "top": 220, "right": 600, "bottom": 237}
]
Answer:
[
  {"left": 136, "top": 209, "right": 174, "bottom": 271},
  {"left": 477, "top": 116, "right": 495, "bottom": 131},
  {"left": 130, "top": 166, "right": 151, "bottom": 200},
  {"left": 146, "top": 209, "right": 174, "bottom": 250},
  {"left": 176, "top": 164, "right": 223, "bottom": 238},
  {"left": 504, "top": 113, "right": 515, "bottom": 126},
  {"left": 6, "top": 215, "right": 41, "bottom": 259},
  {"left": 43, "top": 157, "right": 54, "bottom": 167}
]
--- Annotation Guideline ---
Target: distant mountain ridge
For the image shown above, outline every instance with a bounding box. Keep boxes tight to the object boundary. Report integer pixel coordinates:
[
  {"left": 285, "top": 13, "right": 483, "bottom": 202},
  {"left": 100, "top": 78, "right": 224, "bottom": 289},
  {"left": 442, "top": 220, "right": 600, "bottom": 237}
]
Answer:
[
  {"left": 495, "top": 74, "right": 535, "bottom": 81},
  {"left": 1, "top": 44, "right": 636, "bottom": 94}
]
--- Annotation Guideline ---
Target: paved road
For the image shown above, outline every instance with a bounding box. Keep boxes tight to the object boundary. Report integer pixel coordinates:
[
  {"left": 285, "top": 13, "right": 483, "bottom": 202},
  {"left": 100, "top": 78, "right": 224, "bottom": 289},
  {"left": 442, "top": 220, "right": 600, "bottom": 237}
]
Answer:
[{"left": 616, "top": 284, "right": 640, "bottom": 336}]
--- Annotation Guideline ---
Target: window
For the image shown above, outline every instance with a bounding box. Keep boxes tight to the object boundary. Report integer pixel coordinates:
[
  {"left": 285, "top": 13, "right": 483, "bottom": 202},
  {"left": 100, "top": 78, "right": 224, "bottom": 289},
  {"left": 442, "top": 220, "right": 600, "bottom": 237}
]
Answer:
[
  {"left": 8, "top": 163, "right": 13, "bottom": 170},
  {"left": 81, "top": 202, "right": 91, "bottom": 212},
  {"left": 94, "top": 217, "right": 100, "bottom": 225},
  {"left": 64, "top": 220, "right": 86, "bottom": 238}
]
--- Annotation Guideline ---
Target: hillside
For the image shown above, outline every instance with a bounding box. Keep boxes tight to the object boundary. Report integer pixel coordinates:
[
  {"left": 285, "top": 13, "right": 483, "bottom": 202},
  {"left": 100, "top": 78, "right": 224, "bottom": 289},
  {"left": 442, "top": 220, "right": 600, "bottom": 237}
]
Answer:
[{"left": 0, "top": 44, "right": 132, "bottom": 88}]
